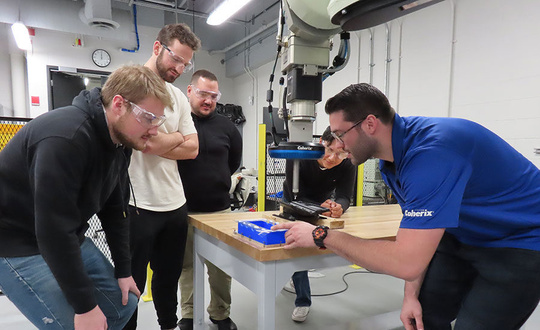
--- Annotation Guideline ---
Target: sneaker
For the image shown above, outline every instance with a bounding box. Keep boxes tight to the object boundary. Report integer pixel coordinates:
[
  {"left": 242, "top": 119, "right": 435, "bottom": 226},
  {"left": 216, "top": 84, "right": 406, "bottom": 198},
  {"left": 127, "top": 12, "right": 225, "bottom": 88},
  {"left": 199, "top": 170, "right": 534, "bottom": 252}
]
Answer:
[
  {"left": 210, "top": 317, "right": 238, "bottom": 330},
  {"left": 288, "top": 278, "right": 296, "bottom": 293},
  {"left": 177, "top": 318, "right": 193, "bottom": 330},
  {"left": 292, "top": 306, "right": 310, "bottom": 322}
]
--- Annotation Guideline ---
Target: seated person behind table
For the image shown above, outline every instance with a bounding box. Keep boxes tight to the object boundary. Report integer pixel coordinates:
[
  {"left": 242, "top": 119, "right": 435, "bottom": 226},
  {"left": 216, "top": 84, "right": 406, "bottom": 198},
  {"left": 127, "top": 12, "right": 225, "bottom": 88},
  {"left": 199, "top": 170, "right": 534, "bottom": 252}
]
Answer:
[{"left": 282, "top": 126, "right": 356, "bottom": 322}]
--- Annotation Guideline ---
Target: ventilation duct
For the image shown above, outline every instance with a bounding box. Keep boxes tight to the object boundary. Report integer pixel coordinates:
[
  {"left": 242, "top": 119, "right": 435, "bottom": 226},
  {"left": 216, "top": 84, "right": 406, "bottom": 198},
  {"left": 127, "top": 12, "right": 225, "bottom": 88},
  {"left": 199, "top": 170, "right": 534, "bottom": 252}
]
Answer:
[{"left": 79, "top": 0, "right": 120, "bottom": 30}]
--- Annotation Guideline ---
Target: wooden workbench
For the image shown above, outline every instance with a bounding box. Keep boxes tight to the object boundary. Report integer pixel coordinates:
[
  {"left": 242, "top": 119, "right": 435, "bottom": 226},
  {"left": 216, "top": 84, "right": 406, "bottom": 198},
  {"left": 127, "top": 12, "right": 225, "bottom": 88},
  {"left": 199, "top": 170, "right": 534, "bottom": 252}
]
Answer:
[
  {"left": 189, "top": 204, "right": 402, "bottom": 262},
  {"left": 190, "top": 204, "right": 403, "bottom": 330}
]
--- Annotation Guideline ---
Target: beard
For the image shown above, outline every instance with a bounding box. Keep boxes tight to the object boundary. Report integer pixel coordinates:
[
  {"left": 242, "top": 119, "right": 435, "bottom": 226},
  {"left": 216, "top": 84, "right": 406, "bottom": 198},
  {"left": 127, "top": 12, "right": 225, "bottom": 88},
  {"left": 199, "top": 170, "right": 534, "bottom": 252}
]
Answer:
[
  {"left": 347, "top": 133, "right": 376, "bottom": 166},
  {"left": 112, "top": 118, "right": 146, "bottom": 151},
  {"left": 189, "top": 98, "right": 214, "bottom": 118},
  {"left": 156, "top": 52, "right": 178, "bottom": 83},
  {"left": 349, "top": 152, "right": 372, "bottom": 166}
]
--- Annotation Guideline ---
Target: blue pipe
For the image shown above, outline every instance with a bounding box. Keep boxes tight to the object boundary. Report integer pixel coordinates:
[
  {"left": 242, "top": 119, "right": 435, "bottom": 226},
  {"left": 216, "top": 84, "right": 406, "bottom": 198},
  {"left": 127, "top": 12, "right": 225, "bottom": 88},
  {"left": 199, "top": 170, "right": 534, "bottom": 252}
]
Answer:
[{"left": 122, "top": 4, "right": 140, "bottom": 53}]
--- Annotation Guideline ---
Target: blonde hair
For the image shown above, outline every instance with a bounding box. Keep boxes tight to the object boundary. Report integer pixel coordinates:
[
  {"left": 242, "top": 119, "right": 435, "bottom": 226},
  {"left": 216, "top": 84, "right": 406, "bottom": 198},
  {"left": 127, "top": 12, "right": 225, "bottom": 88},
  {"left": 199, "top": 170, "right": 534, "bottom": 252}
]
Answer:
[{"left": 101, "top": 64, "right": 172, "bottom": 110}]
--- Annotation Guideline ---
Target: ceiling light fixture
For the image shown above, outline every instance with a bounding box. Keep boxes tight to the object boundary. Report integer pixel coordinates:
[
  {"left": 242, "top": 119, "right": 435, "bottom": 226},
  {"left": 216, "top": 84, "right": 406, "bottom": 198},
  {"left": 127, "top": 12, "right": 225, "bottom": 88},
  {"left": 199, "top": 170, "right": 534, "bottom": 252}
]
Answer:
[
  {"left": 207, "top": 0, "right": 252, "bottom": 26},
  {"left": 11, "top": 21, "right": 32, "bottom": 51}
]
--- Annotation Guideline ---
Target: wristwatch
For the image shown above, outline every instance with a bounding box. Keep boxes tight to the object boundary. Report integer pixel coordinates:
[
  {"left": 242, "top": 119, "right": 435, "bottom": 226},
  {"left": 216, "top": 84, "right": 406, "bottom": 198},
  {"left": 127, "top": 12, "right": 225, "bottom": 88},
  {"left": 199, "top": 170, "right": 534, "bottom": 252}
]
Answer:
[{"left": 312, "top": 225, "right": 329, "bottom": 250}]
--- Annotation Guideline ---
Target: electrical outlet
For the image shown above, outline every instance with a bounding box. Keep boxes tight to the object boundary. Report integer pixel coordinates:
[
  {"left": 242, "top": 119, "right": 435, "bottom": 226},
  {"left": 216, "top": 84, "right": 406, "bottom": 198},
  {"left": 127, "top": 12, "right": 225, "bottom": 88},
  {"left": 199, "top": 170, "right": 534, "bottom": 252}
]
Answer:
[{"left": 248, "top": 96, "right": 254, "bottom": 105}]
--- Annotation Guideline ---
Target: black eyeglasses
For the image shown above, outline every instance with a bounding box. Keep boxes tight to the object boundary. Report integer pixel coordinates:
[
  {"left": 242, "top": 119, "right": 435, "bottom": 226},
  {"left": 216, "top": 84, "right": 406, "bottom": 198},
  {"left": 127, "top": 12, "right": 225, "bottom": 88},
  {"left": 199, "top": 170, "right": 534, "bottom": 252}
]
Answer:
[{"left": 331, "top": 119, "right": 365, "bottom": 144}]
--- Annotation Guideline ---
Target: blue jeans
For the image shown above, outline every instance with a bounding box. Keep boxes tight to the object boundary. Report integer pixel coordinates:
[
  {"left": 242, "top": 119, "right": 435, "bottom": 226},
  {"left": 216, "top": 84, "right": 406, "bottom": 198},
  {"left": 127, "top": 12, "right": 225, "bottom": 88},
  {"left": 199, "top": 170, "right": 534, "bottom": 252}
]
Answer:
[
  {"left": 0, "top": 238, "right": 138, "bottom": 329},
  {"left": 419, "top": 233, "right": 540, "bottom": 330},
  {"left": 292, "top": 271, "right": 311, "bottom": 307}
]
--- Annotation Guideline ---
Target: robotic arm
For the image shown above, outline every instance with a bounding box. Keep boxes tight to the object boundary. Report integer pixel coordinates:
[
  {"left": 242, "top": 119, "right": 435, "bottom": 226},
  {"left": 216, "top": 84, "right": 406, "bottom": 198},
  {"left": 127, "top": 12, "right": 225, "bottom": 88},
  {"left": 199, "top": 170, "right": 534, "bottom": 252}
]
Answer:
[{"left": 270, "top": 0, "right": 444, "bottom": 199}]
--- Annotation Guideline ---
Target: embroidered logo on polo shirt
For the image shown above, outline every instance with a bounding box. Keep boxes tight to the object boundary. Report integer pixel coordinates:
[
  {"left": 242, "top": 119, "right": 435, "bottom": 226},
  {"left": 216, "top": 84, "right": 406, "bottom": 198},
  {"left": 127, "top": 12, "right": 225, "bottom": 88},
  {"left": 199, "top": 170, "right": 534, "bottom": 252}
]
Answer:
[{"left": 404, "top": 209, "right": 434, "bottom": 217}]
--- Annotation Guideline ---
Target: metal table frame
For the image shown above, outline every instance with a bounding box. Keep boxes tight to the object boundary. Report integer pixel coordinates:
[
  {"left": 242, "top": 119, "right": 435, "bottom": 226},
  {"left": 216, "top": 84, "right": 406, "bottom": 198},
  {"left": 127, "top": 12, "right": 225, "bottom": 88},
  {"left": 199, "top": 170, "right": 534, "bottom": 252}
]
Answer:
[{"left": 192, "top": 228, "right": 350, "bottom": 330}]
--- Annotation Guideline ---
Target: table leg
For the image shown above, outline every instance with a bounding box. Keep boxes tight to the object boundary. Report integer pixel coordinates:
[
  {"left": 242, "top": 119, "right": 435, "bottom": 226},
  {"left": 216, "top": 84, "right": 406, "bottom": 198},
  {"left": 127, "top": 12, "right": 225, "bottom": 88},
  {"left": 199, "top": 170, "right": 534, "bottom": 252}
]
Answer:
[
  {"left": 257, "top": 262, "right": 276, "bottom": 330},
  {"left": 193, "top": 229, "right": 205, "bottom": 330}
]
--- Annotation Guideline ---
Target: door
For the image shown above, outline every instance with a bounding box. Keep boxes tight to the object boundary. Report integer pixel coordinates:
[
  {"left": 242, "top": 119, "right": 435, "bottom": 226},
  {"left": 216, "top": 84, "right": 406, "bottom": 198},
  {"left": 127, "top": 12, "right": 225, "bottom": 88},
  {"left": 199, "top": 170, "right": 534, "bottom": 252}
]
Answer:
[{"left": 50, "top": 71, "right": 86, "bottom": 109}]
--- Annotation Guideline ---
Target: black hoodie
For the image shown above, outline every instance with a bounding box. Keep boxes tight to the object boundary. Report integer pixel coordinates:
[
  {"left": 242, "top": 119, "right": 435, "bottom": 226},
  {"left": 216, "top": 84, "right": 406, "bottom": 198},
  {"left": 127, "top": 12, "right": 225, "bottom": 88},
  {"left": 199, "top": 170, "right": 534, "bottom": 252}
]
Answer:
[
  {"left": 0, "top": 88, "right": 132, "bottom": 314},
  {"left": 178, "top": 111, "right": 242, "bottom": 212}
]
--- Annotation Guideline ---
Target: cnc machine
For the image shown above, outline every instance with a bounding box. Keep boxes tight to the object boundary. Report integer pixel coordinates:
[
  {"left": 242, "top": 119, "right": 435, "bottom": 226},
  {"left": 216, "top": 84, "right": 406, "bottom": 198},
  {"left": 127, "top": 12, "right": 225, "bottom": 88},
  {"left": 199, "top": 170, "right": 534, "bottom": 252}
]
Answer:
[{"left": 269, "top": 0, "right": 443, "bottom": 203}]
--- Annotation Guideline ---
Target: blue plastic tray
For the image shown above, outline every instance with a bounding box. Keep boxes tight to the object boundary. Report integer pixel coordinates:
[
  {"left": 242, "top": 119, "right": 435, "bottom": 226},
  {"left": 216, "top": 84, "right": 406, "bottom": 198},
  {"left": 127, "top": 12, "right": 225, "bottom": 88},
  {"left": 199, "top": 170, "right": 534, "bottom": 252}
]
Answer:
[{"left": 237, "top": 219, "right": 286, "bottom": 245}]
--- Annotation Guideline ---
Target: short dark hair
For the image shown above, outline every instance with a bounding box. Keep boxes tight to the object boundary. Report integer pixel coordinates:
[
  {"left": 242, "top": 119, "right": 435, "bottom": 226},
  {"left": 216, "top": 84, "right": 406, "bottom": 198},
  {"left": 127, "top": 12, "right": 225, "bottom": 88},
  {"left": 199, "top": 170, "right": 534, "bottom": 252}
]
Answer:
[
  {"left": 157, "top": 23, "right": 201, "bottom": 51},
  {"left": 101, "top": 64, "right": 172, "bottom": 110},
  {"left": 321, "top": 126, "right": 334, "bottom": 144},
  {"left": 190, "top": 69, "right": 218, "bottom": 85},
  {"left": 325, "top": 83, "right": 395, "bottom": 124}
]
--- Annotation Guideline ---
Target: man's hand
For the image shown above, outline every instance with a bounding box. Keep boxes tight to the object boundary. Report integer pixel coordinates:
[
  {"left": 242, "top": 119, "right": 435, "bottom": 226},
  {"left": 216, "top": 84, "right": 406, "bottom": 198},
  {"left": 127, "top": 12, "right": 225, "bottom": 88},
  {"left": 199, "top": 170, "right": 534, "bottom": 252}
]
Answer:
[
  {"left": 143, "top": 131, "right": 185, "bottom": 155},
  {"left": 74, "top": 305, "right": 107, "bottom": 330},
  {"left": 271, "top": 222, "right": 317, "bottom": 249},
  {"left": 321, "top": 199, "right": 343, "bottom": 218},
  {"left": 400, "top": 296, "right": 424, "bottom": 330},
  {"left": 118, "top": 276, "right": 140, "bottom": 306}
]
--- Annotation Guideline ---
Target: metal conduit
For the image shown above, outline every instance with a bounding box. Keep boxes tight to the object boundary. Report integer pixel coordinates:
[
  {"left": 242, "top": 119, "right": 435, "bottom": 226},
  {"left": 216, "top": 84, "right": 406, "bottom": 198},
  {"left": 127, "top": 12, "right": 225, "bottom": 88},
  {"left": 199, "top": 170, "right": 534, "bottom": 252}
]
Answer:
[
  {"left": 369, "top": 28, "right": 375, "bottom": 85},
  {"left": 384, "top": 22, "right": 392, "bottom": 97},
  {"left": 396, "top": 19, "right": 404, "bottom": 114},
  {"left": 447, "top": 0, "right": 457, "bottom": 117}
]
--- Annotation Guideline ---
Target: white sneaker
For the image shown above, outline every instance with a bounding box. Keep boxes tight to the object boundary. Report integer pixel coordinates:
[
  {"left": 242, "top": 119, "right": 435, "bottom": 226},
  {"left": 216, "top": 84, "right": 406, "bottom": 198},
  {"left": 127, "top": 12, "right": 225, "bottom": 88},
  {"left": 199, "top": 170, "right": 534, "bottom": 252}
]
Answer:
[
  {"left": 288, "top": 278, "right": 295, "bottom": 292},
  {"left": 292, "top": 306, "right": 310, "bottom": 322}
]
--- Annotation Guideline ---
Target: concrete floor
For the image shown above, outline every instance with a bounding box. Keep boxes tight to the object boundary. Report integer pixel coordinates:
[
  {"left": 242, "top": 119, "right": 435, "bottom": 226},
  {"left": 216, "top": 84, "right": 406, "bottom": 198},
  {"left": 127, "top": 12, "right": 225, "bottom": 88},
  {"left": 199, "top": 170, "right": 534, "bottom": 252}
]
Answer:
[{"left": 2, "top": 265, "right": 540, "bottom": 329}]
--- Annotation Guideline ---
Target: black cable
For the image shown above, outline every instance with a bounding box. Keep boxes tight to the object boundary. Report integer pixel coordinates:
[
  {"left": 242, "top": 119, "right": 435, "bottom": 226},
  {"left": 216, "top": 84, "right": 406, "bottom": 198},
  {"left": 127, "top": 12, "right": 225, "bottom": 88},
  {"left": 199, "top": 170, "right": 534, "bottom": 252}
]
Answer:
[
  {"left": 283, "top": 269, "right": 381, "bottom": 297},
  {"left": 281, "top": 81, "right": 289, "bottom": 140}
]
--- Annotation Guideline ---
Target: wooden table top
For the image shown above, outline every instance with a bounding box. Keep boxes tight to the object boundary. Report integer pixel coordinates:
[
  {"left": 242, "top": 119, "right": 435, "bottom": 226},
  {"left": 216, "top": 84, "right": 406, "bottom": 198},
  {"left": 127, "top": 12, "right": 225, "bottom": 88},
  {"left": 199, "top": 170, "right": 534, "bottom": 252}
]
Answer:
[{"left": 189, "top": 204, "right": 403, "bottom": 262}]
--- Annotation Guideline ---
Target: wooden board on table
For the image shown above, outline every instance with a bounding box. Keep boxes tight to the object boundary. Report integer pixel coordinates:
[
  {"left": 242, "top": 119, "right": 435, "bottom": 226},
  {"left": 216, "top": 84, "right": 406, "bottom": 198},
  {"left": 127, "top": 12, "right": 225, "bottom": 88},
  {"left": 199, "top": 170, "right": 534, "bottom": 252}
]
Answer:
[{"left": 265, "top": 213, "right": 344, "bottom": 229}]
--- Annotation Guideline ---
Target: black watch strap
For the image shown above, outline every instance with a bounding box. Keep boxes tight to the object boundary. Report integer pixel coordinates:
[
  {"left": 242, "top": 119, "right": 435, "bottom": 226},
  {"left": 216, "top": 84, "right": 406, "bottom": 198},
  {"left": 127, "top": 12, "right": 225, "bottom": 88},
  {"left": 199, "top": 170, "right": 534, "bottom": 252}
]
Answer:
[{"left": 312, "top": 225, "right": 329, "bottom": 250}]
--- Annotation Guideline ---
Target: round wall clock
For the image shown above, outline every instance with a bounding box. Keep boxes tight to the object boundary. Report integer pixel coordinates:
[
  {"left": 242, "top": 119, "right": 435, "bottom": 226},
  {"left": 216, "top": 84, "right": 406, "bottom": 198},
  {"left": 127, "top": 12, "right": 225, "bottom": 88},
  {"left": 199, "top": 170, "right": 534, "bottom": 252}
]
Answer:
[{"left": 92, "top": 49, "right": 111, "bottom": 68}]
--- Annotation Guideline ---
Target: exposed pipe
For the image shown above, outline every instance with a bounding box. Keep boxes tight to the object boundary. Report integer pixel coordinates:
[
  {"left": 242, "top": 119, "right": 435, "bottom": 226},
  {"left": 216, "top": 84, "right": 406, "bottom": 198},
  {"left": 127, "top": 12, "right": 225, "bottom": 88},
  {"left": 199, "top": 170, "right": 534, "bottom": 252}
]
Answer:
[
  {"left": 243, "top": 37, "right": 259, "bottom": 169},
  {"left": 129, "top": 0, "right": 187, "bottom": 9},
  {"left": 128, "top": 0, "right": 210, "bottom": 22},
  {"left": 369, "top": 28, "right": 375, "bottom": 85},
  {"left": 209, "top": 21, "right": 278, "bottom": 55},
  {"left": 10, "top": 53, "right": 28, "bottom": 117},
  {"left": 355, "top": 31, "right": 362, "bottom": 83},
  {"left": 121, "top": 4, "right": 140, "bottom": 52},
  {"left": 140, "top": 0, "right": 177, "bottom": 7},
  {"left": 250, "top": 1, "right": 280, "bottom": 25},
  {"left": 129, "top": 0, "right": 256, "bottom": 25},
  {"left": 276, "top": 1, "right": 284, "bottom": 45},
  {"left": 396, "top": 19, "right": 403, "bottom": 114},
  {"left": 447, "top": 0, "right": 457, "bottom": 117},
  {"left": 222, "top": 30, "right": 278, "bottom": 63},
  {"left": 384, "top": 22, "right": 392, "bottom": 97}
]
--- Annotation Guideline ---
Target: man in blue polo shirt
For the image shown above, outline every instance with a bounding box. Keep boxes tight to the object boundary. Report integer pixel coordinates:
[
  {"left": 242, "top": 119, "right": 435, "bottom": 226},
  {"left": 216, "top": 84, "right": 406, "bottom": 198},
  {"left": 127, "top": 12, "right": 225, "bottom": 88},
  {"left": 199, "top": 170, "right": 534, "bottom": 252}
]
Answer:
[{"left": 273, "top": 83, "right": 540, "bottom": 329}]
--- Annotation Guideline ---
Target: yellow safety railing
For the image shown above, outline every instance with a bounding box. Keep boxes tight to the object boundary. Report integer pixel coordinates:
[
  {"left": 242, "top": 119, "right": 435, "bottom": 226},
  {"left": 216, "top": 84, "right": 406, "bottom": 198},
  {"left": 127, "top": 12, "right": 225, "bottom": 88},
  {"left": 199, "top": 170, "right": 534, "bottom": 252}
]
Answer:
[
  {"left": 0, "top": 122, "right": 26, "bottom": 151},
  {"left": 257, "top": 124, "right": 266, "bottom": 212}
]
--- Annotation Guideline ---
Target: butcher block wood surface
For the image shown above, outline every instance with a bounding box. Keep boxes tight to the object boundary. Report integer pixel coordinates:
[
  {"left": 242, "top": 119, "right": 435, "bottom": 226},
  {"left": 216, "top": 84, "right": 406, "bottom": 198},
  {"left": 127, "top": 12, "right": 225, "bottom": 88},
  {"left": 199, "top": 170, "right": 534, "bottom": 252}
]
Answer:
[{"left": 189, "top": 204, "right": 403, "bottom": 262}]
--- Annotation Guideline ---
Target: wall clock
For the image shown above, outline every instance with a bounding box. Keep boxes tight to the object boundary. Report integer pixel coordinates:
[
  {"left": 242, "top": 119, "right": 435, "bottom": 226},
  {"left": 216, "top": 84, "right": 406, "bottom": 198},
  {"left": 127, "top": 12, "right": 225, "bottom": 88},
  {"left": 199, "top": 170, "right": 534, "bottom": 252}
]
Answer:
[{"left": 92, "top": 49, "right": 111, "bottom": 68}]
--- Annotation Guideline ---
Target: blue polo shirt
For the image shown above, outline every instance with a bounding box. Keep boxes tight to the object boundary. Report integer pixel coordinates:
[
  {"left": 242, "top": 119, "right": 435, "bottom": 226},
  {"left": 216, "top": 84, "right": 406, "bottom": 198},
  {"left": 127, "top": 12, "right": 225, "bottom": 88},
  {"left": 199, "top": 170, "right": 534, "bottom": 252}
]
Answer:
[{"left": 380, "top": 114, "right": 540, "bottom": 251}]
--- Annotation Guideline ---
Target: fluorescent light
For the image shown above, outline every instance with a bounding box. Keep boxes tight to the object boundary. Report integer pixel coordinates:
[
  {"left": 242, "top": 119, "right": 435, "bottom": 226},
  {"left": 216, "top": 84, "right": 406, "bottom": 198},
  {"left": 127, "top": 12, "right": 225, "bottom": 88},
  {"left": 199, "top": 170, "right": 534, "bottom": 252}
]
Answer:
[
  {"left": 11, "top": 22, "right": 32, "bottom": 51},
  {"left": 207, "top": 0, "right": 252, "bottom": 26}
]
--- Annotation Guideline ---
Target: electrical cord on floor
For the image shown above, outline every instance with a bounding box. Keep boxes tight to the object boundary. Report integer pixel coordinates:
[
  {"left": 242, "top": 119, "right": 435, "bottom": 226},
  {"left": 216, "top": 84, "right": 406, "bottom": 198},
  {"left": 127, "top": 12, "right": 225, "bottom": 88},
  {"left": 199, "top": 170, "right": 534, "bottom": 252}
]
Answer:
[{"left": 283, "top": 269, "right": 381, "bottom": 297}]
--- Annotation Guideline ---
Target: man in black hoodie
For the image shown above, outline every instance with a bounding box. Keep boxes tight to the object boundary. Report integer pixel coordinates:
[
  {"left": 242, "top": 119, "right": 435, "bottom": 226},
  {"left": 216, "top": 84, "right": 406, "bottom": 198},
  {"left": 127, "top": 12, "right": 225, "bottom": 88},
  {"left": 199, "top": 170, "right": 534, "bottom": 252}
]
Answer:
[
  {"left": 0, "top": 64, "right": 171, "bottom": 330},
  {"left": 177, "top": 69, "right": 242, "bottom": 330}
]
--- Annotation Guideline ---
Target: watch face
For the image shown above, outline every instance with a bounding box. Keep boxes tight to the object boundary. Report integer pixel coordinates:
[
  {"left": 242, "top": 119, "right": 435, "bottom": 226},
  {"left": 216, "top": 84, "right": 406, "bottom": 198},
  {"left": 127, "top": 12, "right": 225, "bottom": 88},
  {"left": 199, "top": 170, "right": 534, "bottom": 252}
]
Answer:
[
  {"left": 92, "top": 49, "right": 111, "bottom": 68},
  {"left": 313, "top": 227, "right": 326, "bottom": 239}
]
